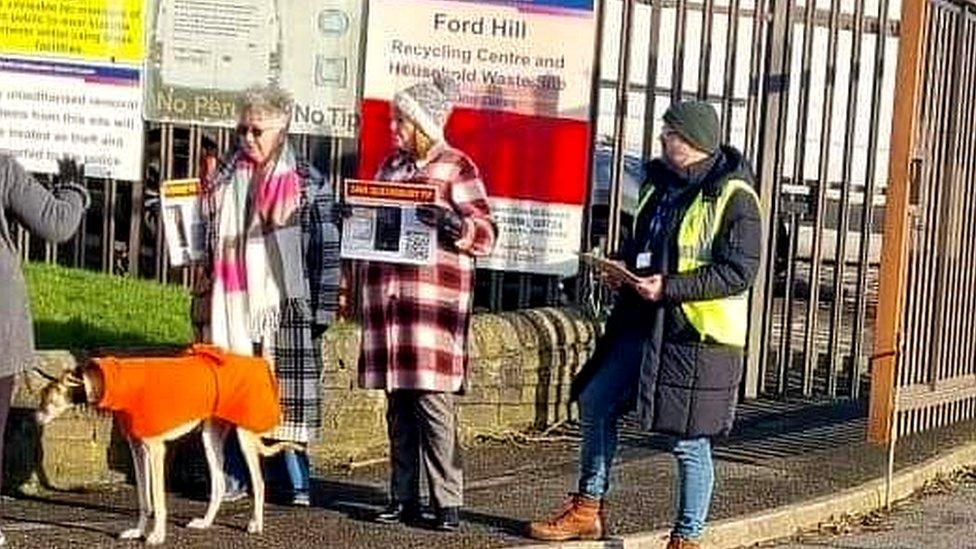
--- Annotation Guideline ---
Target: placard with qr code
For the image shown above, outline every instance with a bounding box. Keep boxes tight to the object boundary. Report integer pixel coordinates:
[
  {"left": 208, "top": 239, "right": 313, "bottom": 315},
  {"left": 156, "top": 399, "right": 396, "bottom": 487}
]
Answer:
[
  {"left": 160, "top": 178, "right": 206, "bottom": 267},
  {"left": 340, "top": 179, "right": 438, "bottom": 265}
]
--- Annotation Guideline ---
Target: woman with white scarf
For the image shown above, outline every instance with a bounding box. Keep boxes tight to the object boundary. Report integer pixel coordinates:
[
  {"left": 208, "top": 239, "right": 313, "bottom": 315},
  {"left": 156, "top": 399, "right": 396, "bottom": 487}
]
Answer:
[{"left": 192, "top": 85, "right": 341, "bottom": 505}]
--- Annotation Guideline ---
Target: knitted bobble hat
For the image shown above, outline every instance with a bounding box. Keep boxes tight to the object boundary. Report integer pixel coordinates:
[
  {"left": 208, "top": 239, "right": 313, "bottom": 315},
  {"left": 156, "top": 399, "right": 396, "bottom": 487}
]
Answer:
[{"left": 393, "top": 73, "right": 459, "bottom": 143}]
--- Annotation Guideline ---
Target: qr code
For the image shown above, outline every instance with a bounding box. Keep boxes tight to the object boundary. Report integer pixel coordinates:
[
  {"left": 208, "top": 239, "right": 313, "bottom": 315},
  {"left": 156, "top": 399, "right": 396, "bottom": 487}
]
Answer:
[{"left": 403, "top": 231, "right": 431, "bottom": 261}]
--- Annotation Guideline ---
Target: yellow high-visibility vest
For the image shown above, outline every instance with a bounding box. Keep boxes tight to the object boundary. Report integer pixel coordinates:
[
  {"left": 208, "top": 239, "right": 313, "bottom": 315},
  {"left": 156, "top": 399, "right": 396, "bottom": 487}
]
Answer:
[{"left": 634, "top": 177, "right": 759, "bottom": 347}]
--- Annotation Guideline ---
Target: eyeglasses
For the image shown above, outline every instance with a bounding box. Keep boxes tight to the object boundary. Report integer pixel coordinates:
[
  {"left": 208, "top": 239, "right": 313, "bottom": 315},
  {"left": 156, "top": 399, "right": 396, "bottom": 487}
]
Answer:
[{"left": 236, "top": 124, "right": 284, "bottom": 138}]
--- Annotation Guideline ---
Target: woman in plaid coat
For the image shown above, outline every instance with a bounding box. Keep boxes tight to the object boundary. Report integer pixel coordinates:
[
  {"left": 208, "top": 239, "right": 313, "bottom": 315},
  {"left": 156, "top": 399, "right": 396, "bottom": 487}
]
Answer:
[{"left": 360, "top": 76, "right": 496, "bottom": 531}]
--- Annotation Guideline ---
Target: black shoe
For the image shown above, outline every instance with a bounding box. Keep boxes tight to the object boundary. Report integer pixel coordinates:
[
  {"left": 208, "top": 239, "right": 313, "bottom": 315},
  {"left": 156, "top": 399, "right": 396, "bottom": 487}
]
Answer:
[
  {"left": 374, "top": 501, "right": 422, "bottom": 525},
  {"left": 432, "top": 506, "right": 460, "bottom": 532}
]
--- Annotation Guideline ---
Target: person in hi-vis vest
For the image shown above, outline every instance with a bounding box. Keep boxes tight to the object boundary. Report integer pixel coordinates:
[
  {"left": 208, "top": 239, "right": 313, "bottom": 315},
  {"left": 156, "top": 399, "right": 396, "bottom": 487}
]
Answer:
[{"left": 528, "top": 101, "right": 762, "bottom": 549}]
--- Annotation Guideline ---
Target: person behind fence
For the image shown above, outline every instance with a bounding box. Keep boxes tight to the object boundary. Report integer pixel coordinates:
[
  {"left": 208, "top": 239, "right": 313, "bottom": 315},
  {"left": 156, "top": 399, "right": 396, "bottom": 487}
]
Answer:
[
  {"left": 191, "top": 85, "right": 341, "bottom": 506},
  {"left": 527, "top": 101, "right": 763, "bottom": 548},
  {"left": 1, "top": 155, "right": 90, "bottom": 545},
  {"left": 357, "top": 75, "right": 496, "bottom": 532}
]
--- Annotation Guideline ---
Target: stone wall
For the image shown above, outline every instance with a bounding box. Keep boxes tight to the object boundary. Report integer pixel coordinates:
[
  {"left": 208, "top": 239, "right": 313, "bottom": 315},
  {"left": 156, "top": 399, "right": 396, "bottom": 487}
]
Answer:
[{"left": 9, "top": 307, "right": 598, "bottom": 490}]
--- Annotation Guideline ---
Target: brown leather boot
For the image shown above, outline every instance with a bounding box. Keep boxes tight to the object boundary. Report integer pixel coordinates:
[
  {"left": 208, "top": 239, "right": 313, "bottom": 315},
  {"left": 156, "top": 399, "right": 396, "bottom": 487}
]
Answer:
[
  {"left": 526, "top": 493, "right": 604, "bottom": 541},
  {"left": 665, "top": 534, "right": 702, "bottom": 548}
]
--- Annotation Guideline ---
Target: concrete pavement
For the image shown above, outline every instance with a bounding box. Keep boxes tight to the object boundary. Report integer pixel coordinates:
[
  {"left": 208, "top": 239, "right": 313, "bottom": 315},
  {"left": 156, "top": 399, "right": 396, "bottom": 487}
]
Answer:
[
  {"left": 2, "top": 399, "right": 975, "bottom": 548},
  {"left": 773, "top": 469, "right": 976, "bottom": 548}
]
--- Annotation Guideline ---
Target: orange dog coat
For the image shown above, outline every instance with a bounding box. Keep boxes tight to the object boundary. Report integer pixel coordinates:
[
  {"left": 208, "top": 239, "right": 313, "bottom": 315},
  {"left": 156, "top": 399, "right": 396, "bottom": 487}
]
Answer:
[{"left": 91, "top": 345, "right": 280, "bottom": 439}]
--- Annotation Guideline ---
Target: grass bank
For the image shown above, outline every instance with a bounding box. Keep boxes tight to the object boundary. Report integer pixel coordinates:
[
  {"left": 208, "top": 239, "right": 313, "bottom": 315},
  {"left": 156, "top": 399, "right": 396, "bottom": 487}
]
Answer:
[{"left": 25, "top": 263, "right": 192, "bottom": 349}]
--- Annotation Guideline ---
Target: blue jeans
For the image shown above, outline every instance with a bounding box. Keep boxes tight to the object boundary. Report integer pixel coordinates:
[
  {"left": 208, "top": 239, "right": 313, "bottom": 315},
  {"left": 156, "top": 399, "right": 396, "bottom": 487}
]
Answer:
[
  {"left": 224, "top": 435, "right": 249, "bottom": 495},
  {"left": 223, "top": 437, "right": 310, "bottom": 497},
  {"left": 577, "top": 330, "right": 714, "bottom": 540}
]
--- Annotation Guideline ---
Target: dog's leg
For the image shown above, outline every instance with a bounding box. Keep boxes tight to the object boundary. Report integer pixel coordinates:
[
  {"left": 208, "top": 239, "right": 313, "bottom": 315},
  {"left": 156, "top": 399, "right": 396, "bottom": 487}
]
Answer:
[
  {"left": 119, "top": 441, "right": 150, "bottom": 540},
  {"left": 145, "top": 440, "right": 168, "bottom": 545},
  {"left": 236, "top": 429, "right": 265, "bottom": 534},
  {"left": 187, "top": 420, "right": 230, "bottom": 530}
]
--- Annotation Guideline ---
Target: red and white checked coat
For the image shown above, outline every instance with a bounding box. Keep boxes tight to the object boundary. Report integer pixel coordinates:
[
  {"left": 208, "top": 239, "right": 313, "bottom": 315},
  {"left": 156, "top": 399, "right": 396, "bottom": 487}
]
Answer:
[{"left": 358, "top": 143, "right": 496, "bottom": 392}]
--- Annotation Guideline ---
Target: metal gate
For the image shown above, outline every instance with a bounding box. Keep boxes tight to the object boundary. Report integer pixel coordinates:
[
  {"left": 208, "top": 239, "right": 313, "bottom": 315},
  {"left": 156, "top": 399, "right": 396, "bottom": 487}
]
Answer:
[
  {"left": 868, "top": 0, "right": 976, "bottom": 443},
  {"left": 593, "top": 0, "right": 900, "bottom": 400},
  {"left": 13, "top": 0, "right": 906, "bottom": 402}
]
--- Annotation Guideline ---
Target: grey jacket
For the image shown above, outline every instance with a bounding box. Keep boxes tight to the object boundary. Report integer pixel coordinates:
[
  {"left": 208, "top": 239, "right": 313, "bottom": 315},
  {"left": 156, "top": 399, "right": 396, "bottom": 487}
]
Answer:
[{"left": 0, "top": 154, "right": 88, "bottom": 378}]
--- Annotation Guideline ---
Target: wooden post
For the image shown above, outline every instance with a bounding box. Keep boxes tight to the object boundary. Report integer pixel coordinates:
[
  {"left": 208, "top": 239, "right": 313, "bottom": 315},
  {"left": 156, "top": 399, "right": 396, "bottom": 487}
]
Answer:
[{"left": 867, "top": 0, "right": 929, "bottom": 444}]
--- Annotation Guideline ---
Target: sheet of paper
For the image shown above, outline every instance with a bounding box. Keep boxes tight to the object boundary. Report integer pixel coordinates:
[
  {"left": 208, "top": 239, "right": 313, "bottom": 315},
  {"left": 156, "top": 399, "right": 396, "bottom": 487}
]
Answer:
[
  {"left": 578, "top": 252, "right": 642, "bottom": 286},
  {"left": 156, "top": 0, "right": 276, "bottom": 91},
  {"left": 159, "top": 178, "right": 205, "bottom": 266}
]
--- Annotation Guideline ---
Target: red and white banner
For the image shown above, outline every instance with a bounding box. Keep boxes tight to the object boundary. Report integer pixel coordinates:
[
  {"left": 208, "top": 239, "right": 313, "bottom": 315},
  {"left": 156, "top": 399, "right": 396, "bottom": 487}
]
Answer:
[{"left": 359, "top": 0, "right": 597, "bottom": 276}]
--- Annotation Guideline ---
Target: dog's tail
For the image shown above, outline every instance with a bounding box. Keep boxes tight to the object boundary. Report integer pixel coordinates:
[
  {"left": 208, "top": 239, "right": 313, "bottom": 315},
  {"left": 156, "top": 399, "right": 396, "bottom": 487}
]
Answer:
[{"left": 255, "top": 439, "right": 303, "bottom": 457}]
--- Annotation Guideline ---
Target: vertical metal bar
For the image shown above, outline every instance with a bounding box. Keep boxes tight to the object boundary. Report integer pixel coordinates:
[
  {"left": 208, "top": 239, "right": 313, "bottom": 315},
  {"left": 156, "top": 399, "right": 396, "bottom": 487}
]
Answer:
[
  {"left": 697, "top": 0, "right": 717, "bottom": 100},
  {"left": 547, "top": 276, "right": 560, "bottom": 305},
  {"left": 728, "top": 0, "right": 761, "bottom": 394},
  {"left": 752, "top": 0, "right": 790, "bottom": 397},
  {"left": 958, "top": 12, "right": 972, "bottom": 385},
  {"left": 16, "top": 223, "right": 27, "bottom": 262},
  {"left": 777, "top": 210, "right": 799, "bottom": 394},
  {"left": 73, "top": 185, "right": 86, "bottom": 268},
  {"left": 850, "top": 0, "right": 892, "bottom": 398},
  {"left": 606, "top": 0, "right": 636, "bottom": 256},
  {"left": 966, "top": 12, "right": 976, "bottom": 384},
  {"left": 961, "top": 17, "right": 976, "bottom": 382},
  {"left": 774, "top": 0, "right": 806, "bottom": 395},
  {"left": 805, "top": 0, "right": 842, "bottom": 397},
  {"left": 490, "top": 271, "right": 504, "bottom": 311},
  {"left": 921, "top": 8, "right": 956, "bottom": 388},
  {"left": 943, "top": 15, "right": 969, "bottom": 385},
  {"left": 721, "top": 0, "right": 743, "bottom": 141},
  {"left": 128, "top": 177, "right": 144, "bottom": 278},
  {"left": 188, "top": 125, "right": 200, "bottom": 178},
  {"left": 576, "top": 0, "right": 605, "bottom": 305},
  {"left": 672, "top": 0, "right": 689, "bottom": 101},
  {"left": 218, "top": 126, "right": 231, "bottom": 154},
  {"left": 793, "top": 0, "right": 821, "bottom": 396},
  {"left": 955, "top": 11, "right": 974, "bottom": 384},
  {"left": 44, "top": 179, "right": 55, "bottom": 262},
  {"left": 129, "top": 121, "right": 150, "bottom": 278},
  {"left": 912, "top": 7, "right": 942, "bottom": 387},
  {"left": 102, "top": 178, "right": 118, "bottom": 274},
  {"left": 642, "top": 0, "right": 663, "bottom": 161},
  {"left": 867, "top": 0, "right": 927, "bottom": 445},
  {"left": 744, "top": 0, "right": 770, "bottom": 161},
  {"left": 931, "top": 6, "right": 966, "bottom": 388},
  {"left": 44, "top": 239, "right": 54, "bottom": 264},
  {"left": 901, "top": 196, "right": 920, "bottom": 391},
  {"left": 827, "top": 0, "right": 866, "bottom": 397},
  {"left": 182, "top": 126, "right": 201, "bottom": 288},
  {"left": 518, "top": 274, "right": 532, "bottom": 308},
  {"left": 157, "top": 124, "right": 175, "bottom": 283}
]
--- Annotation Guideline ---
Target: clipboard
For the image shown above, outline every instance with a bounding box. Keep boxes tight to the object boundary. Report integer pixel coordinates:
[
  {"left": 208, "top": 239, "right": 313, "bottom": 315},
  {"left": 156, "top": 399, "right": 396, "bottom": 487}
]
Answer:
[{"left": 578, "top": 252, "right": 642, "bottom": 286}]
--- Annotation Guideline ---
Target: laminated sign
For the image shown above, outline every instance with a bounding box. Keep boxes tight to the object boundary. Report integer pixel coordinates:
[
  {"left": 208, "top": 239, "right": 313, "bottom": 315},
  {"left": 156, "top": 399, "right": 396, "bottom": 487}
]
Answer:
[
  {"left": 0, "top": 0, "right": 145, "bottom": 180},
  {"left": 159, "top": 178, "right": 205, "bottom": 267},
  {"left": 340, "top": 179, "right": 438, "bottom": 266},
  {"left": 144, "top": 0, "right": 364, "bottom": 137}
]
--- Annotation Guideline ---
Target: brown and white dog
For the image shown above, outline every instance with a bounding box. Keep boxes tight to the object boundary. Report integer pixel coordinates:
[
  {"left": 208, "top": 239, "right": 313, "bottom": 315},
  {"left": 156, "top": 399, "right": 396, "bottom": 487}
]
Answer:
[{"left": 35, "top": 365, "right": 294, "bottom": 545}]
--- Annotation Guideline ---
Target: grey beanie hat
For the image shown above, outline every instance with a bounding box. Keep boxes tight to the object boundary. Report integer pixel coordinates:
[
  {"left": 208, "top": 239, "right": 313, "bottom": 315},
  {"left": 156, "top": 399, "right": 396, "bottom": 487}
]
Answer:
[
  {"left": 393, "top": 74, "right": 458, "bottom": 143},
  {"left": 662, "top": 100, "right": 721, "bottom": 153}
]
